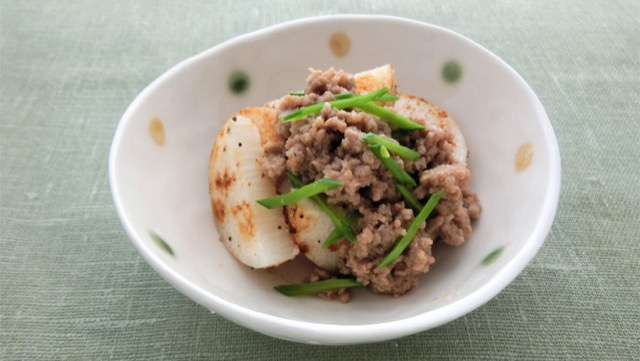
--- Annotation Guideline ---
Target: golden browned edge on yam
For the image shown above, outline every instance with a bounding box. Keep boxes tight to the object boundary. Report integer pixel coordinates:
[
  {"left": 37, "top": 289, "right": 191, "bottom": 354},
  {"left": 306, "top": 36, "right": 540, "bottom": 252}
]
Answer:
[
  {"left": 208, "top": 106, "right": 277, "bottom": 228},
  {"left": 354, "top": 65, "right": 397, "bottom": 95},
  {"left": 397, "top": 93, "right": 451, "bottom": 129}
]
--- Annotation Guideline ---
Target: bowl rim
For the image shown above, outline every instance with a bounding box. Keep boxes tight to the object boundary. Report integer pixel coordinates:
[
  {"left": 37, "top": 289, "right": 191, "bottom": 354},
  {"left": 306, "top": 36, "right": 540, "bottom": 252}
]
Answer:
[{"left": 109, "top": 14, "right": 561, "bottom": 344}]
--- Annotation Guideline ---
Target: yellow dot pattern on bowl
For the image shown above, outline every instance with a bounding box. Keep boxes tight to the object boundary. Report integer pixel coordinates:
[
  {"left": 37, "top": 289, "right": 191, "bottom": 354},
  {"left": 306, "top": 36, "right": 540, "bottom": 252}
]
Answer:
[
  {"left": 442, "top": 60, "right": 462, "bottom": 84},
  {"left": 329, "top": 31, "right": 351, "bottom": 58},
  {"left": 149, "top": 117, "right": 165, "bottom": 146},
  {"left": 149, "top": 230, "right": 174, "bottom": 257},
  {"left": 228, "top": 70, "right": 250, "bottom": 95},
  {"left": 515, "top": 142, "right": 534, "bottom": 171}
]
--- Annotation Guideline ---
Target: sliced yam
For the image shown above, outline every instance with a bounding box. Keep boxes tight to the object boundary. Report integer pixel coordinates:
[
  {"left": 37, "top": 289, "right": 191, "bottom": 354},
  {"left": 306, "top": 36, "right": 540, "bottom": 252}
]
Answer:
[
  {"left": 285, "top": 198, "right": 339, "bottom": 272},
  {"left": 242, "top": 106, "right": 280, "bottom": 146},
  {"left": 354, "top": 64, "right": 396, "bottom": 95},
  {"left": 392, "top": 93, "right": 468, "bottom": 164},
  {"left": 209, "top": 108, "right": 299, "bottom": 268}
]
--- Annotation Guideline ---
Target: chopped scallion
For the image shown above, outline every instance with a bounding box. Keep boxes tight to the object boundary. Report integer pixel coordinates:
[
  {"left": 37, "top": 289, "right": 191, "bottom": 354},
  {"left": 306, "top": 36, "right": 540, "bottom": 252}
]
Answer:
[
  {"left": 256, "top": 178, "right": 342, "bottom": 209},
  {"left": 282, "top": 88, "right": 389, "bottom": 122},
  {"left": 362, "top": 133, "right": 421, "bottom": 160},
  {"left": 286, "top": 172, "right": 306, "bottom": 189},
  {"left": 396, "top": 184, "right": 423, "bottom": 212},
  {"left": 323, "top": 212, "right": 359, "bottom": 248},
  {"left": 274, "top": 278, "right": 363, "bottom": 296},
  {"left": 333, "top": 92, "right": 398, "bottom": 102},
  {"left": 380, "top": 145, "right": 391, "bottom": 158},
  {"left": 333, "top": 92, "right": 354, "bottom": 100},
  {"left": 378, "top": 192, "right": 443, "bottom": 268},
  {"left": 369, "top": 145, "right": 417, "bottom": 186},
  {"left": 377, "top": 94, "right": 399, "bottom": 102},
  {"left": 355, "top": 102, "right": 425, "bottom": 130},
  {"left": 288, "top": 91, "right": 305, "bottom": 96}
]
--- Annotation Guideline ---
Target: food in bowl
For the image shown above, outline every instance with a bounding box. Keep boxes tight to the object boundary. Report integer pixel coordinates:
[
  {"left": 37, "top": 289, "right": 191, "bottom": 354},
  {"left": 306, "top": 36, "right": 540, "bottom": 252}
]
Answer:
[
  {"left": 111, "top": 15, "right": 560, "bottom": 343},
  {"left": 209, "top": 65, "right": 481, "bottom": 301}
]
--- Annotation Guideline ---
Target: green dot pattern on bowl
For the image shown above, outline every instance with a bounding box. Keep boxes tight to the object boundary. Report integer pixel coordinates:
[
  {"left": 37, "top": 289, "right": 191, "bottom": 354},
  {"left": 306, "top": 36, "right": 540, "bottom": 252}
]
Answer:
[
  {"left": 442, "top": 60, "right": 462, "bottom": 84},
  {"left": 482, "top": 246, "right": 504, "bottom": 266},
  {"left": 228, "top": 70, "right": 250, "bottom": 95},
  {"left": 329, "top": 31, "right": 351, "bottom": 57},
  {"left": 149, "top": 230, "right": 175, "bottom": 257}
]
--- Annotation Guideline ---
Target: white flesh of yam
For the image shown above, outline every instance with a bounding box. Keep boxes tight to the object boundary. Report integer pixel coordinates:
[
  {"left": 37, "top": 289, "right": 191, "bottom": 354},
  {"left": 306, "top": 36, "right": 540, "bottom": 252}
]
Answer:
[
  {"left": 354, "top": 64, "right": 396, "bottom": 95},
  {"left": 284, "top": 198, "right": 339, "bottom": 272},
  {"left": 209, "top": 108, "right": 298, "bottom": 268}
]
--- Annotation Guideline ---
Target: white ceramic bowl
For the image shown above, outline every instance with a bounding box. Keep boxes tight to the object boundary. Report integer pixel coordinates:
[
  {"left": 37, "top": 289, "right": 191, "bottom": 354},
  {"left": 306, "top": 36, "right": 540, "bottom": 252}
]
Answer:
[{"left": 109, "top": 15, "right": 560, "bottom": 345}]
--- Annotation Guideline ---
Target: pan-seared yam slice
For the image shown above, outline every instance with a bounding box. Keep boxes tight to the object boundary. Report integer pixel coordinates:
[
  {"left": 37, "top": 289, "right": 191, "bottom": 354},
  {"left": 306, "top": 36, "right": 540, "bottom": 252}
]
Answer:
[
  {"left": 393, "top": 93, "right": 469, "bottom": 164},
  {"left": 209, "top": 108, "right": 299, "bottom": 268},
  {"left": 285, "top": 198, "right": 339, "bottom": 272},
  {"left": 354, "top": 64, "right": 396, "bottom": 95},
  {"left": 244, "top": 106, "right": 280, "bottom": 146}
]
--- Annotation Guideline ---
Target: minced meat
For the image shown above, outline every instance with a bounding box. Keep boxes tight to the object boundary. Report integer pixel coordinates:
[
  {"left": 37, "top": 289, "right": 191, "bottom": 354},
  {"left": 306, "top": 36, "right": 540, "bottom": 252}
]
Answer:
[{"left": 264, "top": 68, "right": 481, "bottom": 298}]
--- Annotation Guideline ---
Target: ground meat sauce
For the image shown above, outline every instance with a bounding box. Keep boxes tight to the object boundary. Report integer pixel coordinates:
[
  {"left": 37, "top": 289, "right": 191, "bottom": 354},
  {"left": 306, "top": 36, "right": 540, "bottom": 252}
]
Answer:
[{"left": 264, "top": 68, "right": 481, "bottom": 299}]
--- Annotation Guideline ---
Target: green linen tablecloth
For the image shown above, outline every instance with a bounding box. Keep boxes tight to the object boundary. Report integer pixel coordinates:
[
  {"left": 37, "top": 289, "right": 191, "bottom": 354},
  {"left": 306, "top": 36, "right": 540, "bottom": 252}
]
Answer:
[{"left": 1, "top": 1, "right": 638, "bottom": 359}]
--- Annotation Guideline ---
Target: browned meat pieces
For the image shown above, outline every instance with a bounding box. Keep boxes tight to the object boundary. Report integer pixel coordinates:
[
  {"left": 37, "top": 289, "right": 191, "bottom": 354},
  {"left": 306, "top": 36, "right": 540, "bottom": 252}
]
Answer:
[{"left": 262, "top": 68, "right": 481, "bottom": 298}]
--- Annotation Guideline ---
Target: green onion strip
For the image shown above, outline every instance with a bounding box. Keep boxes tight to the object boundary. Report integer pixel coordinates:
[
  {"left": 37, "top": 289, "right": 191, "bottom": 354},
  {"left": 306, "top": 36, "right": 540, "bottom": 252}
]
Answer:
[
  {"left": 334, "top": 92, "right": 399, "bottom": 102},
  {"left": 396, "top": 184, "right": 423, "bottom": 212},
  {"left": 274, "top": 278, "right": 363, "bottom": 296},
  {"left": 355, "top": 102, "right": 425, "bottom": 131},
  {"left": 323, "top": 212, "right": 359, "bottom": 248},
  {"left": 362, "top": 133, "right": 421, "bottom": 160},
  {"left": 333, "top": 92, "right": 354, "bottom": 100},
  {"left": 379, "top": 145, "right": 391, "bottom": 159},
  {"left": 256, "top": 178, "right": 341, "bottom": 209},
  {"left": 378, "top": 192, "right": 444, "bottom": 268},
  {"left": 369, "top": 145, "right": 417, "bottom": 186},
  {"left": 282, "top": 88, "right": 389, "bottom": 122}
]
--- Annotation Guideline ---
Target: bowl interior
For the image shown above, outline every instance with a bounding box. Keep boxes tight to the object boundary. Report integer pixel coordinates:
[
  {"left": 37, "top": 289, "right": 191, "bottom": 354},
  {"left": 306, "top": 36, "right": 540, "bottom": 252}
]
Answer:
[{"left": 110, "top": 16, "right": 559, "bottom": 343}]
